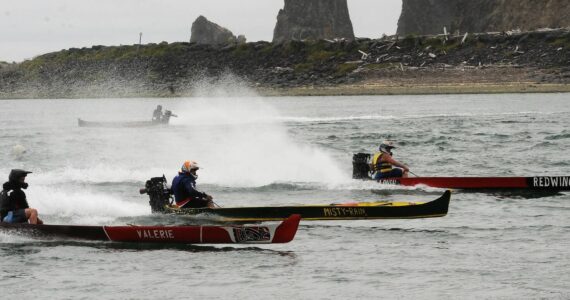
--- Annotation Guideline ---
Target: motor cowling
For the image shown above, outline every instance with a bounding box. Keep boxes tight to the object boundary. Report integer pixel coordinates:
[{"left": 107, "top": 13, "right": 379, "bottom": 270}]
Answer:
[
  {"left": 140, "top": 176, "right": 172, "bottom": 213},
  {"left": 352, "top": 153, "right": 371, "bottom": 179}
]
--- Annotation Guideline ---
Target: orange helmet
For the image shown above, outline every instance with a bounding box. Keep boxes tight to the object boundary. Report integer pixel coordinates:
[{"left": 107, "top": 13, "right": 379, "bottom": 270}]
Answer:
[{"left": 181, "top": 160, "right": 200, "bottom": 173}]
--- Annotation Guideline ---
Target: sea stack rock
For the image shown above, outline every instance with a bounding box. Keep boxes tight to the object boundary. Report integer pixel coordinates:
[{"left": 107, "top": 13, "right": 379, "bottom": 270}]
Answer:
[
  {"left": 237, "top": 35, "right": 247, "bottom": 44},
  {"left": 190, "top": 15, "right": 238, "bottom": 45},
  {"left": 397, "top": 0, "right": 570, "bottom": 35},
  {"left": 273, "top": 0, "right": 355, "bottom": 43}
]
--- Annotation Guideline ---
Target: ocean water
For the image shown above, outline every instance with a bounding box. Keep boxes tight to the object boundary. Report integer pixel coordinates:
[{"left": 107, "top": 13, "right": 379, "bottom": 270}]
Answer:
[{"left": 1, "top": 91, "right": 569, "bottom": 299}]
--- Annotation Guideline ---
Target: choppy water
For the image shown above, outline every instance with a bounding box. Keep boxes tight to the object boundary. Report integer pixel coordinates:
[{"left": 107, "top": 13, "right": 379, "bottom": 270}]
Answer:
[{"left": 1, "top": 91, "right": 569, "bottom": 299}]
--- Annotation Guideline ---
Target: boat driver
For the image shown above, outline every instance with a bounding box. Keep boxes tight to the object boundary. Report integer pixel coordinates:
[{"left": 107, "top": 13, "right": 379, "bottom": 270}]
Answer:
[
  {"left": 370, "top": 141, "right": 410, "bottom": 180},
  {"left": 171, "top": 161, "right": 214, "bottom": 208},
  {"left": 161, "top": 110, "right": 178, "bottom": 124},
  {"left": 152, "top": 105, "right": 163, "bottom": 122},
  {"left": 0, "top": 169, "right": 43, "bottom": 224}
]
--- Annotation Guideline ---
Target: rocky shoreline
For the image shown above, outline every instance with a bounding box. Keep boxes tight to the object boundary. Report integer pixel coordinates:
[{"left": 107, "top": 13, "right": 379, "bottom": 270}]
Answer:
[{"left": 0, "top": 28, "right": 569, "bottom": 99}]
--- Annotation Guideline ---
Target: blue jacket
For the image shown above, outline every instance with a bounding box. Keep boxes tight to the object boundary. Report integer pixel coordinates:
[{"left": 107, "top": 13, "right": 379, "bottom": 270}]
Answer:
[{"left": 171, "top": 173, "right": 207, "bottom": 204}]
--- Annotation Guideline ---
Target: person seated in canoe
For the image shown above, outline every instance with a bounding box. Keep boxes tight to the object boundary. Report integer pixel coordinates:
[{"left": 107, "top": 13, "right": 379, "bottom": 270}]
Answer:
[
  {"left": 152, "top": 105, "right": 163, "bottom": 123},
  {"left": 0, "top": 169, "right": 43, "bottom": 224},
  {"left": 171, "top": 160, "right": 214, "bottom": 208},
  {"left": 370, "top": 141, "right": 410, "bottom": 180},
  {"left": 161, "top": 110, "right": 177, "bottom": 124}
]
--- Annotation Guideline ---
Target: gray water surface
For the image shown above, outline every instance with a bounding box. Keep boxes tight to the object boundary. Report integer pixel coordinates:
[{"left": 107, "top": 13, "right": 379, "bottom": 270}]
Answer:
[{"left": 1, "top": 93, "right": 569, "bottom": 299}]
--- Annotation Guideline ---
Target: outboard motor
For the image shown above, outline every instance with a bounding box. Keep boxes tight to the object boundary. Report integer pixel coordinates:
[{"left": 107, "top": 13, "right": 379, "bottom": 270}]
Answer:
[
  {"left": 139, "top": 175, "right": 173, "bottom": 213},
  {"left": 352, "top": 153, "right": 371, "bottom": 179}
]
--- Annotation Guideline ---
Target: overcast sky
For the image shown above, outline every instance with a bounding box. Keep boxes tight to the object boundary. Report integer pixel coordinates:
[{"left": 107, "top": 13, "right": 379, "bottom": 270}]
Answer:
[{"left": 1, "top": 0, "right": 402, "bottom": 62}]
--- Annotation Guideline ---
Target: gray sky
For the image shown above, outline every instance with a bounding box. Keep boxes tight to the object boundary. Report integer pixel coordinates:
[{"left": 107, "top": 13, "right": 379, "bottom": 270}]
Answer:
[{"left": 1, "top": 0, "right": 402, "bottom": 62}]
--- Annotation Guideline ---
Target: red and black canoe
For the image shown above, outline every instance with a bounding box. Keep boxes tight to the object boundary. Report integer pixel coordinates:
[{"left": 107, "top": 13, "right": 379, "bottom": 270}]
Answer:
[
  {"left": 0, "top": 214, "right": 300, "bottom": 244},
  {"left": 376, "top": 176, "right": 570, "bottom": 190},
  {"left": 353, "top": 153, "right": 570, "bottom": 191}
]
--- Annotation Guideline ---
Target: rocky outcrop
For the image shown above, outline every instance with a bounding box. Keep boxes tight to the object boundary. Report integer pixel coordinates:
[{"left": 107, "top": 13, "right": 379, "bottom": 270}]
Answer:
[
  {"left": 190, "top": 15, "right": 239, "bottom": 45},
  {"left": 273, "top": 0, "right": 354, "bottom": 43},
  {"left": 1, "top": 29, "right": 568, "bottom": 98},
  {"left": 397, "top": 0, "right": 570, "bottom": 35}
]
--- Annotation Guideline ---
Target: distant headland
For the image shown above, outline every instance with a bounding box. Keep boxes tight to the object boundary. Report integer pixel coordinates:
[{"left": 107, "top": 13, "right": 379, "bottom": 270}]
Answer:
[{"left": 1, "top": 0, "right": 569, "bottom": 98}]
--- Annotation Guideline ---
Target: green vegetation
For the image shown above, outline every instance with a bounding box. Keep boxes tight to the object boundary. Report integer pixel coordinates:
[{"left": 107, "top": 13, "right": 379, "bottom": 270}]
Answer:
[
  {"left": 307, "top": 50, "right": 334, "bottom": 62},
  {"left": 139, "top": 42, "right": 187, "bottom": 58},
  {"left": 3, "top": 29, "right": 567, "bottom": 99},
  {"left": 11, "top": 38, "right": 356, "bottom": 80},
  {"left": 305, "top": 40, "right": 348, "bottom": 63},
  {"left": 20, "top": 56, "right": 47, "bottom": 71},
  {"left": 259, "top": 43, "right": 275, "bottom": 55},
  {"left": 475, "top": 41, "right": 487, "bottom": 49},
  {"left": 282, "top": 39, "right": 343, "bottom": 61},
  {"left": 283, "top": 40, "right": 306, "bottom": 55},
  {"left": 549, "top": 36, "right": 570, "bottom": 48},
  {"left": 232, "top": 43, "right": 251, "bottom": 57},
  {"left": 400, "top": 34, "right": 419, "bottom": 48},
  {"left": 363, "top": 63, "right": 393, "bottom": 70},
  {"left": 19, "top": 42, "right": 194, "bottom": 72},
  {"left": 440, "top": 40, "right": 460, "bottom": 52},
  {"left": 306, "top": 40, "right": 328, "bottom": 52},
  {"left": 334, "top": 62, "right": 358, "bottom": 76},
  {"left": 422, "top": 37, "right": 461, "bottom": 52},
  {"left": 294, "top": 62, "right": 313, "bottom": 73}
]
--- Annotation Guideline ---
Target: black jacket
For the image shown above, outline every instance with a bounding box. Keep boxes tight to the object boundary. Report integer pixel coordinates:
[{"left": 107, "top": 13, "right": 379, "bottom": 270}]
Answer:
[{"left": 0, "top": 181, "right": 29, "bottom": 220}]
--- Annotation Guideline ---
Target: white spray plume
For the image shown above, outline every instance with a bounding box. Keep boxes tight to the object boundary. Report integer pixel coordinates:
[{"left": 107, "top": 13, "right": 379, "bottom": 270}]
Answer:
[{"left": 166, "top": 75, "right": 348, "bottom": 187}]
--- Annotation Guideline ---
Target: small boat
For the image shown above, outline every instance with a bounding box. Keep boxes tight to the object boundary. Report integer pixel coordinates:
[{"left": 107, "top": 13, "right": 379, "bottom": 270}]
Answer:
[
  {"left": 78, "top": 110, "right": 176, "bottom": 128},
  {"left": 140, "top": 176, "right": 450, "bottom": 222},
  {"left": 78, "top": 118, "right": 165, "bottom": 128},
  {"left": 0, "top": 214, "right": 300, "bottom": 244},
  {"left": 376, "top": 176, "right": 570, "bottom": 190},
  {"left": 352, "top": 153, "right": 570, "bottom": 191},
  {"left": 158, "top": 192, "right": 450, "bottom": 222}
]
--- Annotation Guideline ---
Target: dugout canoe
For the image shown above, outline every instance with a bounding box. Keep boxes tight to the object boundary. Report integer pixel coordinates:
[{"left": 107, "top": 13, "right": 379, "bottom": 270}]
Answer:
[
  {"left": 0, "top": 214, "right": 300, "bottom": 244},
  {"left": 155, "top": 191, "right": 451, "bottom": 222},
  {"left": 352, "top": 152, "right": 570, "bottom": 191},
  {"left": 377, "top": 176, "right": 570, "bottom": 190},
  {"left": 78, "top": 118, "right": 166, "bottom": 128}
]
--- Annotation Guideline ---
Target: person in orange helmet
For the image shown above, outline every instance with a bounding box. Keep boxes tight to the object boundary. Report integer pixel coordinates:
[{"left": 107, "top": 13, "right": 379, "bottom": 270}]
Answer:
[{"left": 171, "top": 161, "right": 214, "bottom": 208}]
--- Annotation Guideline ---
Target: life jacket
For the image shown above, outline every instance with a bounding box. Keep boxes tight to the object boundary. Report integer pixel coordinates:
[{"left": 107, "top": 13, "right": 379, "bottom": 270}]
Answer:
[
  {"left": 0, "top": 189, "right": 8, "bottom": 220},
  {"left": 371, "top": 152, "right": 393, "bottom": 173},
  {"left": 0, "top": 186, "right": 26, "bottom": 220}
]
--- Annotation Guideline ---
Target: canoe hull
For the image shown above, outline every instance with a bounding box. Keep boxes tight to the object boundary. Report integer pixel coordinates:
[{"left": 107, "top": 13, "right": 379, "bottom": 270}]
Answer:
[
  {"left": 78, "top": 118, "right": 166, "bottom": 128},
  {"left": 378, "top": 177, "right": 570, "bottom": 190},
  {"left": 160, "top": 191, "right": 451, "bottom": 222},
  {"left": 0, "top": 215, "right": 300, "bottom": 244},
  {"left": 352, "top": 153, "right": 569, "bottom": 190}
]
